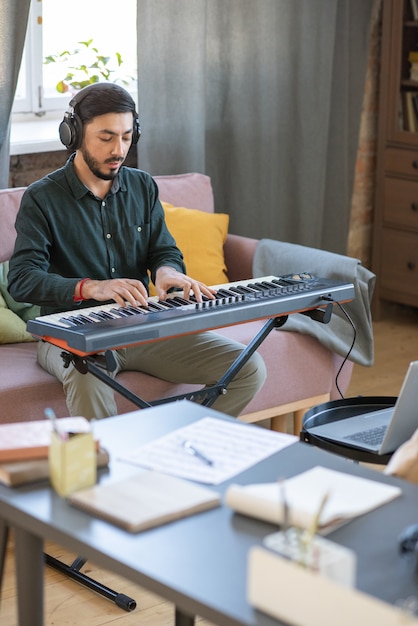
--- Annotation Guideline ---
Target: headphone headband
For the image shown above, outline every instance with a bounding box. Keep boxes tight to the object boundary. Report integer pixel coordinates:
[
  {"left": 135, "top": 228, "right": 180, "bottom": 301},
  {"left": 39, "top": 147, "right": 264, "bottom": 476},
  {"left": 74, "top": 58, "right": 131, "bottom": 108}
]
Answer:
[{"left": 59, "top": 83, "right": 141, "bottom": 150}]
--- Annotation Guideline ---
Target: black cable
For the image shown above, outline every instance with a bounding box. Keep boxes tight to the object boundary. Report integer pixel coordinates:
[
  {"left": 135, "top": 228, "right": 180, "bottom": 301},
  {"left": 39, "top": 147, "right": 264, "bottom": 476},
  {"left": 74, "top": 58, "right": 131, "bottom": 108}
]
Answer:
[{"left": 331, "top": 301, "right": 357, "bottom": 399}]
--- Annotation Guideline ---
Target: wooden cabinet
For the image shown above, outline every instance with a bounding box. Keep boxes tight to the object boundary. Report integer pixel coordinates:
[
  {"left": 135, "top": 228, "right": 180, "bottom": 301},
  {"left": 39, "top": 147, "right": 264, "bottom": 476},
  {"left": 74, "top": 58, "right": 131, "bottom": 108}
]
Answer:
[{"left": 372, "top": 0, "right": 418, "bottom": 315}]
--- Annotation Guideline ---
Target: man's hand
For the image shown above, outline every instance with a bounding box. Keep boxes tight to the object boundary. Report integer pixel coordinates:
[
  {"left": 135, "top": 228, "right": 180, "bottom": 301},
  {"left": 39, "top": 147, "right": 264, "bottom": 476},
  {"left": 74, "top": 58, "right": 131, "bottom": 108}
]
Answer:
[
  {"left": 79, "top": 278, "right": 149, "bottom": 308},
  {"left": 154, "top": 266, "right": 216, "bottom": 303}
]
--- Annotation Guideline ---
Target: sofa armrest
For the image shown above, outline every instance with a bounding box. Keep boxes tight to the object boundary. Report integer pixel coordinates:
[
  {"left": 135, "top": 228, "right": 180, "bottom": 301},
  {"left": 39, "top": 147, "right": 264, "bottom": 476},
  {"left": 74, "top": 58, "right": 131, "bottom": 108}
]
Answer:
[
  {"left": 224, "top": 233, "right": 258, "bottom": 282},
  {"left": 0, "top": 188, "right": 26, "bottom": 263}
]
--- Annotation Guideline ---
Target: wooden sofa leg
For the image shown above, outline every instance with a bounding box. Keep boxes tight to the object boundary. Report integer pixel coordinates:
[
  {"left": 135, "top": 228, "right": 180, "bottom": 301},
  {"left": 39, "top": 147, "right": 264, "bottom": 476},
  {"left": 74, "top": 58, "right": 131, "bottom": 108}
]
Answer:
[
  {"left": 240, "top": 393, "right": 331, "bottom": 435},
  {"left": 293, "top": 409, "right": 306, "bottom": 437},
  {"left": 270, "top": 415, "right": 290, "bottom": 432}
]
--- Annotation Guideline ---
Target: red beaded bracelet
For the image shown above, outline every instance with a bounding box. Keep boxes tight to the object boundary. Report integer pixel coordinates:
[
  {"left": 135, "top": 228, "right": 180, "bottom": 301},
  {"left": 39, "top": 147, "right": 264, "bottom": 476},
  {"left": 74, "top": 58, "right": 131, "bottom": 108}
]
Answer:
[{"left": 73, "top": 278, "right": 91, "bottom": 302}]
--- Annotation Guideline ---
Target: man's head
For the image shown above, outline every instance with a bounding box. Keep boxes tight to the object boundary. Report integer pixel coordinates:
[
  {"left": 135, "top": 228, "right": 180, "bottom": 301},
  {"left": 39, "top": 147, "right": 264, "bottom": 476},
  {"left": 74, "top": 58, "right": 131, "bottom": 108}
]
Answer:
[{"left": 59, "top": 83, "right": 141, "bottom": 151}]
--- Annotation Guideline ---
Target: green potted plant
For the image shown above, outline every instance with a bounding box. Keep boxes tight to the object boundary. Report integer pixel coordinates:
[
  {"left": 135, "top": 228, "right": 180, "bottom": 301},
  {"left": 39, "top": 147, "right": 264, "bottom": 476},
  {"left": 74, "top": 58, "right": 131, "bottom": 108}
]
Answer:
[{"left": 44, "top": 39, "right": 134, "bottom": 93}]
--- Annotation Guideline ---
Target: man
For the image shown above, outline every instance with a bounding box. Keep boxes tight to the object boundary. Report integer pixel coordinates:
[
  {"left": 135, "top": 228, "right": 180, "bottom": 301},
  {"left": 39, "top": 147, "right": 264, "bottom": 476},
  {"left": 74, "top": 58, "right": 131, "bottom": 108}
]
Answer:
[{"left": 8, "top": 83, "right": 266, "bottom": 419}]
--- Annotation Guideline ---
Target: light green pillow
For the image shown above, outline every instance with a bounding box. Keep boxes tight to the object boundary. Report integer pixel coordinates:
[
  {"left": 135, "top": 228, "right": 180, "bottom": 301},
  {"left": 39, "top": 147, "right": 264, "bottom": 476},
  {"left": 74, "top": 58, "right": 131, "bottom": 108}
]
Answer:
[
  {"left": 0, "top": 262, "right": 40, "bottom": 343},
  {"left": 0, "top": 291, "right": 36, "bottom": 343},
  {"left": 0, "top": 261, "right": 40, "bottom": 323}
]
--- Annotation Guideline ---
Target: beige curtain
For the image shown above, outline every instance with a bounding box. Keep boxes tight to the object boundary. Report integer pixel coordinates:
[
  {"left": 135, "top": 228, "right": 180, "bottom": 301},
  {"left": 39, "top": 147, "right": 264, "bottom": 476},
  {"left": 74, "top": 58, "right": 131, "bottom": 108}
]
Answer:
[
  {"left": 0, "top": 0, "right": 31, "bottom": 188},
  {"left": 137, "top": 0, "right": 376, "bottom": 255},
  {"left": 347, "top": 0, "right": 382, "bottom": 267}
]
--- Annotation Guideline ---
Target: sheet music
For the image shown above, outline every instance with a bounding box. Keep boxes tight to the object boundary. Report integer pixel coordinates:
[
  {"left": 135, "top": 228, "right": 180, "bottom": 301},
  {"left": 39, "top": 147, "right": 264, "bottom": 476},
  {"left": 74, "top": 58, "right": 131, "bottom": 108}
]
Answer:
[{"left": 119, "top": 417, "right": 297, "bottom": 484}]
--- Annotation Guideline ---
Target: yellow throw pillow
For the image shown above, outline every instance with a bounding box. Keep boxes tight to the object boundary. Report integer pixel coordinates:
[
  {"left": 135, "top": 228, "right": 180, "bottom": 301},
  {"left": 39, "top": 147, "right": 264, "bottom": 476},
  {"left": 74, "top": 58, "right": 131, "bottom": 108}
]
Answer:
[{"left": 149, "top": 203, "right": 229, "bottom": 296}]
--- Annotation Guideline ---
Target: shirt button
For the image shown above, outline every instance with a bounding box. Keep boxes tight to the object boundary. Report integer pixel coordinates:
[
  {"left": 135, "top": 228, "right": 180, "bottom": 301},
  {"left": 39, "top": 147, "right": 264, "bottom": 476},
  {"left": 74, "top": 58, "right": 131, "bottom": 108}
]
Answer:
[
  {"left": 137, "top": 226, "right": 142, "bottom": 233},
  {"left": 102, "top": 201, "right": 106, "bottom": 207},
  {"left": 106, "top": 233, "right": 111, "bottom": 239},
  {"left": 111, "top": 267, "right": 116, "bottom": 273}
]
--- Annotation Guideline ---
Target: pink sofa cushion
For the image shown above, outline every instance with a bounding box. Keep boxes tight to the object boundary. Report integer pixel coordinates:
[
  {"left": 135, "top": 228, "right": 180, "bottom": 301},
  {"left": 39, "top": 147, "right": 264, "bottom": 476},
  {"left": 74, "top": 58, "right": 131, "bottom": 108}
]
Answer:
[
  {"left": 154, "top": 173, "right": 215, "bottom": 213},
  {"left": 0, "top": 343, "right": 66, "bottom": 422}
]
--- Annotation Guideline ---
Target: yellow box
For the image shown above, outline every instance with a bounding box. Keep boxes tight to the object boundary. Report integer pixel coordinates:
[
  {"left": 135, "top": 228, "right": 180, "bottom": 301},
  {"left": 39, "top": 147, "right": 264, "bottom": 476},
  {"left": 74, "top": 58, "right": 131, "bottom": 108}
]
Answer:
[
  {"left": 248, "top": 546, "right": 418, "bottom": 626},
  {"left": 49, "top": 431, "right": 96, "bottom": 497}
]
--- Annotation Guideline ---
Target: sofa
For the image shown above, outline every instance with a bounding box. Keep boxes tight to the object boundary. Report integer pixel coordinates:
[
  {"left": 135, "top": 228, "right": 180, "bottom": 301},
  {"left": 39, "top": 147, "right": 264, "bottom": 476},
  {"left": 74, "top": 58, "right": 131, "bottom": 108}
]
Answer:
[{"left": 0, "top": 173, "right": 354, "bottom": 432}]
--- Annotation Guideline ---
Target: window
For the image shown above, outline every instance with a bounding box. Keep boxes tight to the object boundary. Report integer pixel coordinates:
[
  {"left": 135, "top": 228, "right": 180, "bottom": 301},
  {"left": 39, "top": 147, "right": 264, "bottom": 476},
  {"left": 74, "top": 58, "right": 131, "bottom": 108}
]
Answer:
[{"left": 14, "top": 0, "right": 137, "bottom": 117}]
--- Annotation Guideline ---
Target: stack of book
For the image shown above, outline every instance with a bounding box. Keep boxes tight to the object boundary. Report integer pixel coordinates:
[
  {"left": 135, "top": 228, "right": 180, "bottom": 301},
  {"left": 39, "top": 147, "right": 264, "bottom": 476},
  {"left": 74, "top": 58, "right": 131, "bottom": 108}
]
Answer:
[{"left": 0, "top": 417, "right": 108, "bottom": 487}]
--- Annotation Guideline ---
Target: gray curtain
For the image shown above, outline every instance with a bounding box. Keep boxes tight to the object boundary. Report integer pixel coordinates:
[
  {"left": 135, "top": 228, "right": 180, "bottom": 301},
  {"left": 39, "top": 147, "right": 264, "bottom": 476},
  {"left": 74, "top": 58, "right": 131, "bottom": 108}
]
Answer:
[
  {"left": 0, "top": 0, "right": 31, "bottom": 188},
  {"left": 137, "top": 0, "right": 375, "bottom": 254}
]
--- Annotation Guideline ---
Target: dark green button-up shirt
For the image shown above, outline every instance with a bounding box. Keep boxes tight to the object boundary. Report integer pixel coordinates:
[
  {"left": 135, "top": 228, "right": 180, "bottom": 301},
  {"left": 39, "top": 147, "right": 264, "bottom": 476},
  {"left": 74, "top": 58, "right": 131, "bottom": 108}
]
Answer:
[{"left": 8, "top": 155, "right": 185, "bottom": 315}]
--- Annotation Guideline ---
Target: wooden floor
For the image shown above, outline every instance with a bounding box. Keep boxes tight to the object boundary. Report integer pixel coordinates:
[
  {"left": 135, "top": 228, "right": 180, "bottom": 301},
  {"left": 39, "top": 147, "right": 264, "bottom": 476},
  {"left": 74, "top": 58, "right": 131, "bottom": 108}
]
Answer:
[
  {"left": 1, "top": 302, "right": 418, "bottom": 626},
  {"left": 348, "top": 302, "right": 418, "bottom": 398}
]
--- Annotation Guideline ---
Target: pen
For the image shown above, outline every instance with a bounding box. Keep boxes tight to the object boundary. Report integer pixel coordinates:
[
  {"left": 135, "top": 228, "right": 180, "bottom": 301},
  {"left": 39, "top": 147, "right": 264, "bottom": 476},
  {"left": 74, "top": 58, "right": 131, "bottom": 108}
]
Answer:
[
  {"left": 308, "top": 490, "right": 330, "bottom": 539},
  {"left": 279, "top": 478, "right": 290, "bottom": 544},
  {"left": 299, "top": 490, "right": 330, "bottom": 568},
  {"left": 44, "top": 407, "right": 67, "bottom": 441},
  {"left": 182, "top": 440, "right": 214, "bottom": 466}
]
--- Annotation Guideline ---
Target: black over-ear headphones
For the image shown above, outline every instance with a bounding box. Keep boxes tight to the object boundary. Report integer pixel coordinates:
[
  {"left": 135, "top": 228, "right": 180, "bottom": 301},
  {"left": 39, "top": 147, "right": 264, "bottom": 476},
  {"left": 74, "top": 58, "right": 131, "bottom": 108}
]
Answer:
[{"left": 59, "top": 83, "right": 141, "bottom": 151}]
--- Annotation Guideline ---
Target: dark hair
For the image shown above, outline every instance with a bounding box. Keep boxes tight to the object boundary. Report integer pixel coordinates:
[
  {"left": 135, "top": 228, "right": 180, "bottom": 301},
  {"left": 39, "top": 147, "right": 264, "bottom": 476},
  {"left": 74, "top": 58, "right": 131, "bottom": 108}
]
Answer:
[{"left": 73, "top": 83, "right": 137, "bottom": 124}]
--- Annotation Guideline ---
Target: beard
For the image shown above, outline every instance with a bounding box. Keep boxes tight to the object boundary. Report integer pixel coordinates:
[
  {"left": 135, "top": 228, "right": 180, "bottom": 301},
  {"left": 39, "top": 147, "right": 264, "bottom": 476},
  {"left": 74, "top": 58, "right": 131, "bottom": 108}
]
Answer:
[{"left": 80, "top": 146, "right": 124, "bottom": 181}]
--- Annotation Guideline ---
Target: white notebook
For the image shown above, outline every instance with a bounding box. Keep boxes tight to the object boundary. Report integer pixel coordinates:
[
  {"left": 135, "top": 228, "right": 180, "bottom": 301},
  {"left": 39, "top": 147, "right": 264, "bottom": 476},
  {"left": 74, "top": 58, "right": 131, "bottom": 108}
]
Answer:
[{"left": 224, "top": 466, "right": 401, "bottom": 533}]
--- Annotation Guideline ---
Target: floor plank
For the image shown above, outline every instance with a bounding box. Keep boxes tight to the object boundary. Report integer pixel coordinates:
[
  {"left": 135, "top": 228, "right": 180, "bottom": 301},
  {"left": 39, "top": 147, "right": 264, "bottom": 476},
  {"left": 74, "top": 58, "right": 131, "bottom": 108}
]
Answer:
[
  {"left": 1, "top": 533, "right": 205, "bottom": 626},
  {"left": 348, "top": 302, "right": 418, "bottom": 398}
]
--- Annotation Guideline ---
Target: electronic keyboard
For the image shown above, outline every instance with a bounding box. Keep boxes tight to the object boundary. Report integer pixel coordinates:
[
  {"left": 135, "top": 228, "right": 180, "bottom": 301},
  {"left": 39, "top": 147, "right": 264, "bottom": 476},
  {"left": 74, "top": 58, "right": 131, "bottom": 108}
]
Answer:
[{"left": 27, "top": 273, "right": 355, "bottom": 356}]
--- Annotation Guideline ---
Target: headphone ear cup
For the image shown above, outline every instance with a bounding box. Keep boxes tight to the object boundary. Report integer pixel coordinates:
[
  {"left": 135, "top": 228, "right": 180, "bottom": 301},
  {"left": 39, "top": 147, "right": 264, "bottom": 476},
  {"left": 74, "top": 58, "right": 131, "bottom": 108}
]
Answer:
[
  {"left": 132, "top": 117, "right": 141, "bottom": 145},
  {"left": 59, "top": 110, "right": 83, "bottom": 150}
]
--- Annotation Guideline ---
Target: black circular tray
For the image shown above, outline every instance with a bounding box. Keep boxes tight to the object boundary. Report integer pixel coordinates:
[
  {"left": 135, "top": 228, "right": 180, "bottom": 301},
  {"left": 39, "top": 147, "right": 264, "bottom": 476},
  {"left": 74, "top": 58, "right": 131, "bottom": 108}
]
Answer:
[{"left": 300, "top": 396, "right": 398, "bottom": 464}]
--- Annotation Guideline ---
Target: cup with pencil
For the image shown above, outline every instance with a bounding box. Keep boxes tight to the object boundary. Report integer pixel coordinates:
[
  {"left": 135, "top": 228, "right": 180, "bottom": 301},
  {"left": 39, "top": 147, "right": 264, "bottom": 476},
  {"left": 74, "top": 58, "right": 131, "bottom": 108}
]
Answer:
[
  {"left": 46, "top": 407, "right": 97, "bottom": 497},
  {"left": 263, "top": 481, "right": 355, "bottom": 587}
]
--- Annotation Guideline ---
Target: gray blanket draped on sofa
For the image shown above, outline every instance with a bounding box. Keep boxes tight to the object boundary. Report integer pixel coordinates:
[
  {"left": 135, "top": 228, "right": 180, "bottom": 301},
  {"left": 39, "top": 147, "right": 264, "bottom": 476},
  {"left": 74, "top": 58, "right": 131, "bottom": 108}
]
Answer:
[{"left": 252, "top": 239, "right": 375, "bottom": 367}]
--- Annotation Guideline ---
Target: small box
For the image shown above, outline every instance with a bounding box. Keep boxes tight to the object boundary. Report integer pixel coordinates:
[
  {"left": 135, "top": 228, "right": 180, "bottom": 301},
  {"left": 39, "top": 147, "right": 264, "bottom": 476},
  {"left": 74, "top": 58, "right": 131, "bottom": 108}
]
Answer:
[
  {"left": 248, "top": 545, "right": 411, "bottom": 626},
  {"left": 263, "top": 528, "right": 356, "bottom": 587},
  {"left": 49, "top": 430, "right": 96, "bottom": 497}
]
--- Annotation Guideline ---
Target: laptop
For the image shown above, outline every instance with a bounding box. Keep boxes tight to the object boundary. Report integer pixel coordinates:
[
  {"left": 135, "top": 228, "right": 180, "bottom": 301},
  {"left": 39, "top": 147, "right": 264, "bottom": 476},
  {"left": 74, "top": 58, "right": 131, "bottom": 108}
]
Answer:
[{"left": 307, "top": 360, "right": 418, "bottom": 455}]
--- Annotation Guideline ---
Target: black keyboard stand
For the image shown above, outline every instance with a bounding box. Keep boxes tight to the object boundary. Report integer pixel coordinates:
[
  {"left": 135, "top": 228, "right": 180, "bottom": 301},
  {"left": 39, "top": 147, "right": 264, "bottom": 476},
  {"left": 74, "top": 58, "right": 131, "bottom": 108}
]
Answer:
[
  {"left": 61, "top": 314, "right": 290, "bottom": 411},
  {"left": 44, "top": 554, "right": 137, "bottom": 611}
]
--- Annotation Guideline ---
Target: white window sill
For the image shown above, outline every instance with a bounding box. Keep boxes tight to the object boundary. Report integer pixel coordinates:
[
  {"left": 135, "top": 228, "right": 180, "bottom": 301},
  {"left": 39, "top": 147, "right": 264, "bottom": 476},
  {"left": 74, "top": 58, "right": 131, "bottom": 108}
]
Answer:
[{"left": 10, "top": 116, "right": 66, "bottom": 156}]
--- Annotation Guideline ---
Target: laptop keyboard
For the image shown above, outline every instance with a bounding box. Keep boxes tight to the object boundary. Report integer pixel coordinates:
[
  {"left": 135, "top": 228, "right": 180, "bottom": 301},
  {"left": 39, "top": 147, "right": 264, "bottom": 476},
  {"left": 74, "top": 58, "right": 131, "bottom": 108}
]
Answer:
[{"left": 344, "top": 424, "right": 387, "bottom": 446}]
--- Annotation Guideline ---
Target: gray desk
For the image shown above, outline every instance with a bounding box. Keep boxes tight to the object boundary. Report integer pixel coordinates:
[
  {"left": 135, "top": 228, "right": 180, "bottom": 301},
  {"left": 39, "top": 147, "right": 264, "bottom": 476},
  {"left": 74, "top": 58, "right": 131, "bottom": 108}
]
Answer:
[{"left": 1, "top": 400, "right": 418, "bottom": 626}]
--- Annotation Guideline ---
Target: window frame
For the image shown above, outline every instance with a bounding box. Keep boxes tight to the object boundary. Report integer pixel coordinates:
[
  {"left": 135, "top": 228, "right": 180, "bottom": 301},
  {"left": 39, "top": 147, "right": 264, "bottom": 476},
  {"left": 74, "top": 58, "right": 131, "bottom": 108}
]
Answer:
[{"left": 13, "top": 0, "right": 137, "bottom": 119}]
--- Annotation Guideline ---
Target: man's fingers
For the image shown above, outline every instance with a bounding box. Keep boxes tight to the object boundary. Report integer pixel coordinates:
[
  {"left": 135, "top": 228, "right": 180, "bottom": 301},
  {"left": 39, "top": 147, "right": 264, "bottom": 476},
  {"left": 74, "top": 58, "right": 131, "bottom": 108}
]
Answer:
[
  {"left": 118, "top": 283, "right": 149, "bottom": 307},
  {"left": 89, "top": 278, "right": 149, "bottom": 307}
]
